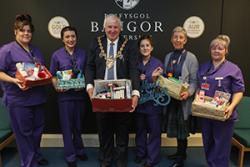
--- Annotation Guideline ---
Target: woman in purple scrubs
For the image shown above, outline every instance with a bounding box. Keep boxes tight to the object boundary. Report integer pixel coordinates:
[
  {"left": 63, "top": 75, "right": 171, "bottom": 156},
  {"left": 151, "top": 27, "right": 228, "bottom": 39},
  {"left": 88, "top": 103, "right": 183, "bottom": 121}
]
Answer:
[
  {"left": 198, "top": 35, "right": 245, "bottom": 167},
  {"left": 0, "top": 14, "right": 48, "bottom": 167},
  {"left": 50, "top": 26, "right": 88, "bottom": 167},
  {"left": 134, "top": 35, "right": 163, "bottom": 167}
]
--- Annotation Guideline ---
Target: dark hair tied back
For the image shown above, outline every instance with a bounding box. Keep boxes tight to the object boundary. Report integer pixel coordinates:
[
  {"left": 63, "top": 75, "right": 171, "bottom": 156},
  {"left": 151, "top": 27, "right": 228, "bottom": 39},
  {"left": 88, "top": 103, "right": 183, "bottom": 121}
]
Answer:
[
  {"left": 14, "top": 14, "right": 34, "bottom": 32},
  {"left": 138, "top": 35, "right": 153, "bottom": 47},
  {"left": 60, "top": 26, "right": 78, "bottom": 39},
  {"left": 16, "top": 14, "right": 32, "bottom": 22}
]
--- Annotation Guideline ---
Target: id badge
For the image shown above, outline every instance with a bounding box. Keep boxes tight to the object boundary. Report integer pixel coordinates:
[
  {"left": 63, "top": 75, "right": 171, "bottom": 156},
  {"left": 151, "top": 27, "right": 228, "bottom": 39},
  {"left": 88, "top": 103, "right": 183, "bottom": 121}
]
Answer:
[
  {"left": 215, "top": 77, "right": 223, "bottom": 87},
  {"left": 201, "top": 82, "right": 210, "bottom": 90}
]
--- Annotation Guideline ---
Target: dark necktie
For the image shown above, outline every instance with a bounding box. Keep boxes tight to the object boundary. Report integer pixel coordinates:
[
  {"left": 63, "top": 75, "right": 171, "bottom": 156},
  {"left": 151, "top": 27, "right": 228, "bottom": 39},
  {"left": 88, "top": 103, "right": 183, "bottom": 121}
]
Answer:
[{"left": 107, "top": 42, "right": 114, "bottom": 80}]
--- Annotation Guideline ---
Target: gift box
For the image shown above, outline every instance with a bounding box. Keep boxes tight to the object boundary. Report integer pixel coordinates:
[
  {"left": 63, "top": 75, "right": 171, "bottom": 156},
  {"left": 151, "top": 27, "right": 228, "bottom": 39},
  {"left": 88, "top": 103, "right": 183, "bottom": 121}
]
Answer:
[
  {"left": 15, "top": 62, "right": 52, "bottom": 87},
  {"left": 92, "top": 79, "right": 132, "bottom": 112},
  {"left": 191, "top": 91, "right": 230, "bottom": 121},
  {"left": 156, "top": 75, "right": 189, "bottom": 100},
  {"left": 55, "top": 70, "right": 85, "bottom": 89}
]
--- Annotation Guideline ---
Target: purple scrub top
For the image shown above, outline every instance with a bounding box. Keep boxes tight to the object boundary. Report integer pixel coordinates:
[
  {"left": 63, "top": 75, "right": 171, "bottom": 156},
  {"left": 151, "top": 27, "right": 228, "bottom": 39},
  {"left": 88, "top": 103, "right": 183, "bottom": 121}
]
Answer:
[
  {"left": 198, "top": 60, "right": 245, "bottom": 120},
  {"left": 0, "top": 41, "right": 47, "bottom": 107},
  {"left": 137, "top": 56, "right": 163, "bottom": 114},
  {"left": 50, "top": 47, "right": 87, "bottom": 101},
  {"left": 138, "top": 56, "right": 163, "bottom": 83}
]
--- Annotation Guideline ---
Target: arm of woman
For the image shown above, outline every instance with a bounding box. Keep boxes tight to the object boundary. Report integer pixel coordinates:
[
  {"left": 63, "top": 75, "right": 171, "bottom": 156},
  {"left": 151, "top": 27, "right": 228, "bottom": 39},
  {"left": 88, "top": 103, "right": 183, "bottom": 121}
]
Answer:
[
  {"left": 151, "top": 67, "right": 163, "bottom": 82},
  {"left": 187, "top": 54, "right": 199, "bottom": 96},
  {"left": 0, "top": 71, "right": 27, "bottom": 90},
  {"left": 224, "top": 92, "right": 243, "bottom": 119},
  {"left": 180, "top": 54, "right": 199, "bottom": 100},
  {"left": 0, "top": 47, "right": 27, "bottom": 90},
  {"left": 51, "top": 76, "right": 68, "bottom": 92},
  {"left": 224, "top": 64, "right": 245, "bottom": 118},
  {"left": 51, "top": 76, "right": 58, "bottom": 89}
]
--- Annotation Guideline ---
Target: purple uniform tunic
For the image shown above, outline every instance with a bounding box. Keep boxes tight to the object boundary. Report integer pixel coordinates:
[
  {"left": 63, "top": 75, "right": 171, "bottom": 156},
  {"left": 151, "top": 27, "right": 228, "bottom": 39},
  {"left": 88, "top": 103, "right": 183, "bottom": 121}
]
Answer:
[
  {"left": 0, "top": 41, "right": 46, "bottom": 106},
  {"left": 50, "top": 47, "right": 87, "bottom": 162},
  {"left": 50, "top": 47, "right": 87, "bottom": 101},
  {"left": 0, "top": 41, "right": 47, "bottom": 167},
  {"left": 198, "top": 60, "right": 245, "bottom": 120},
  {"left": 135, "top": 56, "right": 163, "bottom": 166},
  {"left": 198, "top": 60, "right": 245, "bottom": 167},
  {"left": 137, "top": 56, "right": 164, "bottom": 114}
]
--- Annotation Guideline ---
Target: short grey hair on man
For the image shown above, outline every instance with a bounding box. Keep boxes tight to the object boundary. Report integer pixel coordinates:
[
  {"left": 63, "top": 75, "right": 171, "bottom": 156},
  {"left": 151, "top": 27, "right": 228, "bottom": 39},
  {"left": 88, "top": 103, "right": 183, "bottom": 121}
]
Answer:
[{"left": 103, "top": 14, "right": 122, "bottom": 29}]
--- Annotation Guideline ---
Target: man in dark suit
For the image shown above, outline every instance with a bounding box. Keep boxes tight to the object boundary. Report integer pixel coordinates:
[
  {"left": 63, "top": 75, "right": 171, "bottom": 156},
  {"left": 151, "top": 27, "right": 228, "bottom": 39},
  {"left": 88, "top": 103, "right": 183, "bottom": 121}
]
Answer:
[{"left": 85, "top": 14, "right": 140, "bottom": 167}]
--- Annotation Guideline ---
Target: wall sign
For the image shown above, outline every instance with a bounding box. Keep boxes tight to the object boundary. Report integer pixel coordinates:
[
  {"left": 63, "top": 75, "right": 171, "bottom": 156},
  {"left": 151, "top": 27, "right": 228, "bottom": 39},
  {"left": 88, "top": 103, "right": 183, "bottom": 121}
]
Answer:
[
  {"left": 183, "top": 16, "right": 205, "bottom": 38},
  {"left": 114, "top": 0, "right": 140, "bottom": 10},
  {"left": 48, "top": 16, "right": 69, "bottom": 39}
]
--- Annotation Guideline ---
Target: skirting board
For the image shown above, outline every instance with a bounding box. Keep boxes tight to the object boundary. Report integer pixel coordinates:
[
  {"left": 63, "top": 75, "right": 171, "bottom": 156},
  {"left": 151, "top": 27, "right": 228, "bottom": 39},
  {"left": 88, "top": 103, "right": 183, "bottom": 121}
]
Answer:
[{"left": 40, "top": 133, "right": 203, "bottom": 147}]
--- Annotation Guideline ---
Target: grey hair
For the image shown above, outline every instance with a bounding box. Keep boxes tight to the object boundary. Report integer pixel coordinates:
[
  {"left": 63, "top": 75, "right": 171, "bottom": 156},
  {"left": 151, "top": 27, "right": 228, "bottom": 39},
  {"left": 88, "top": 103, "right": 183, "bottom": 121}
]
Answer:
[
  {"left": 172, "top": 26, "right": 187, "bottom": 39},
  {"left": 103, "top": 14, "right": 122, "bottom": 29}
]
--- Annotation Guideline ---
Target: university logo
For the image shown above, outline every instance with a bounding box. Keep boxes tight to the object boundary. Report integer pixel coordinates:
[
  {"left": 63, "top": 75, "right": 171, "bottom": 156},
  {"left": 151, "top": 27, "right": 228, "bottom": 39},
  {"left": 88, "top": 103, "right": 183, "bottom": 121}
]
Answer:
[
  {"left": 48, "top": 16, "right": 69, "bottom": 39},
  {"left": 115, "top": 0, "right": 140, "bottom": 10},
  {"left": 183, "top": 16, "right": 205, "bottom": 38}
]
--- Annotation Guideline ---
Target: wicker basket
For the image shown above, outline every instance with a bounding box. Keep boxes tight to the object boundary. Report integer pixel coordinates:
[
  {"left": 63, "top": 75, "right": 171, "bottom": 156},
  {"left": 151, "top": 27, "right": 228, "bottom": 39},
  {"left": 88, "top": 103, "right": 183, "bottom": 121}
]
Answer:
[
  {"left": 191, "top": 96, "right": 228, "bottom": 121},
  {"left": 157, "top": 75, "right": 188, "bottom": 100}
]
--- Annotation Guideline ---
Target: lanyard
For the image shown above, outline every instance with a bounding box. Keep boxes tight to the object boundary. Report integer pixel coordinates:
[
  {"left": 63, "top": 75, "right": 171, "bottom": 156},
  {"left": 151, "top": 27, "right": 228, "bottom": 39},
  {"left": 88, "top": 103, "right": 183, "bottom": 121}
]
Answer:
[
  {"left": 202, "top": 60, "right": 227, "bottom": 91},
  {"left": 139, "top": 57, "right": 151, "bottom": 74},
  {"left": 65, "top": 48, "right": 79, "bottom": 73},
  {"left": 167, "top": 49, "right": 187, "bottom": 77},
  {"left": 205, "top": 60, "right": 226, "bottom": 76},
  {"left": 16, "top": 41, "right": 37, "bottom": 64}
]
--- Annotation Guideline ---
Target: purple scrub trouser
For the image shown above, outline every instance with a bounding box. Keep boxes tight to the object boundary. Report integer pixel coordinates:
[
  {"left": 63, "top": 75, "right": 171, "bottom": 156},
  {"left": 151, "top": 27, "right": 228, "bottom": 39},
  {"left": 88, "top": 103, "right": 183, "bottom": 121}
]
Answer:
[
  {"left": 58, "top": 100, "right": 86, "bottom": 162},
  {"left": 8, "top": 104, "right": 45, "bottom": 167},
  {"left": 201, "top": 118, "right": 234, "bottom": 167},
  {"left": 135, "top": 112, "right": 161, "bottom": 166}
]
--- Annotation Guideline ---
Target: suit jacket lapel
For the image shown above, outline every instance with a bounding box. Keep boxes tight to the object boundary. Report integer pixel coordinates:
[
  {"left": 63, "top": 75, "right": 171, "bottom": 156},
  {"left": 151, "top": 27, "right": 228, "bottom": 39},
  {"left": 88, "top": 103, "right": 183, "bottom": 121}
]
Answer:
[
  {"left": 117, "top": 37, "right": 125, "bottom": 51},
  {"left": 102, "top": 36, "right": 108, "bottom": 53},
  {"left": 116, "top": 37, "right": 126, "bottom": 74}
]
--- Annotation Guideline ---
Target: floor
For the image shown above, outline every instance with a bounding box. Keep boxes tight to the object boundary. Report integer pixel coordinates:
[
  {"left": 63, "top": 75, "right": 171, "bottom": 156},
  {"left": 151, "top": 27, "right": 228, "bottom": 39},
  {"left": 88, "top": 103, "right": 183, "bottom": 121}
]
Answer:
[{"left": 2, "top": 146, "right": 250, "bottom": 167}]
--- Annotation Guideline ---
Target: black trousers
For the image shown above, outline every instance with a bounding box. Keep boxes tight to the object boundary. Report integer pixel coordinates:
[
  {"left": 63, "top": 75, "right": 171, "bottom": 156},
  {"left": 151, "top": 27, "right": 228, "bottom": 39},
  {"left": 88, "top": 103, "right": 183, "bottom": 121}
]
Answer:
[{"left": 96, "top": 112, "right": 131, "bottom": 167}]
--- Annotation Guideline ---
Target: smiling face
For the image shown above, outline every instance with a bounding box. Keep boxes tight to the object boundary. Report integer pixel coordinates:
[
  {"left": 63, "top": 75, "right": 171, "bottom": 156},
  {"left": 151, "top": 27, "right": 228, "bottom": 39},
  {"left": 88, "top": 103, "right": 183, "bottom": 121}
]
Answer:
[
  {"left": 62, "top": 30, "right": 77, "bottom": 50},
  {"left": 210, "top": 40, "right": 228, "bottom": 62},
  {"left": 15, "top": 25, "right": 32, "bottom": 45},
  {"left": 171, "top": 31, "right": 187, "bottom": 49},
  {"left": 104, "top": 16, "right": 121, "bottom": 42},
  {"left": 139, "top": 39, "right": 153, "bottom": 59}
]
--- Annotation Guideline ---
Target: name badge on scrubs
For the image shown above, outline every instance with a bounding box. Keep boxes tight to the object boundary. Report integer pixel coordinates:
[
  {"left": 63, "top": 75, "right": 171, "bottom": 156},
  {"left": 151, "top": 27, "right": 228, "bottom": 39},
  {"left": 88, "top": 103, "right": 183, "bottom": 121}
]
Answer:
[
  {"left": 215, "top": 77, "right": 223, "bottom": 87},
  {"left": 201, "top": 76, "right": 209, "bottom": 90},
  {"left": 201, "top": 83, "right": 210, "bottom": 90}
]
